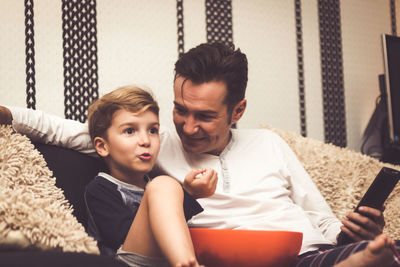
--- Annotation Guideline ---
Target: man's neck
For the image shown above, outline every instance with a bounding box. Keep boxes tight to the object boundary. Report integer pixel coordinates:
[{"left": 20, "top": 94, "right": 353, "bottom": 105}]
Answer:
[{"left": 207, "top": 130, "right": 232, "bottom": 156}]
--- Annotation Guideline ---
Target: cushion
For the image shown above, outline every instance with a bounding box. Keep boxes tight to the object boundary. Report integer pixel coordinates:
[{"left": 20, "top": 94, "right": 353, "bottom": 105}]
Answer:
[
  {"left": 33, "top": 142, "right": 108, "bottom": 228},
  {"left": 0, "top": 125, "right": 99, "bottom": 254},
  {"left": 189, "top": 228, "right": 302, "bottom": 267}
]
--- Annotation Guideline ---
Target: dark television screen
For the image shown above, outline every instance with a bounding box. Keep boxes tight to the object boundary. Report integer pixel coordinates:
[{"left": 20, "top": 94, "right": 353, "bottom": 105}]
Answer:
[{"left": 382, "top": 34, "right": 400, "bottom": 143}]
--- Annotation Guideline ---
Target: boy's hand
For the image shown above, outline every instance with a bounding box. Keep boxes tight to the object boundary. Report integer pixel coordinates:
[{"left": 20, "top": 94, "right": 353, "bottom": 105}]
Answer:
[
  {"left": 0, "top": 106, "right": 12, "bottom": 125},
  {"left": 183, "top": 168, "right": 218, "bottom": 199},
  {"left": 340, "top": 206, "right": 385, "bottom": 242}
]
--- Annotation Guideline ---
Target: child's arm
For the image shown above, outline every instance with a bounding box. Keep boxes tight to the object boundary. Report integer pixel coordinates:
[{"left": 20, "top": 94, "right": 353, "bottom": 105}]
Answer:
[{"left": 183, "top": 168, "right": 218, "bottom": 199}]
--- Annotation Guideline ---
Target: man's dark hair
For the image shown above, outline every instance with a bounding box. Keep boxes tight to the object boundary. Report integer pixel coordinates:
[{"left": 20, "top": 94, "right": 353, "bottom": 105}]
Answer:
[{"left": 174, "top": 43, "right": 248, "bottom": 114}]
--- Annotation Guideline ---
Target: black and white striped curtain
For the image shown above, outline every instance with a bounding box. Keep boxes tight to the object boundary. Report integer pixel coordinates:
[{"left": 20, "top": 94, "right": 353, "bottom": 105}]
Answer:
[
  {"left": 295, "top": 0, "right": 307, "bottom": 137},
  {"left": 24, "top": 0, "right": 99, "bottom": 123},
  {"left": 205, "top": 0, "right": 233, "bottom": 47},
  {"left": 62, "top": 0, "right": 99, "bottom": 123},
  {"left": 21, "top": 1, "right": 397, "bottom": 141},
  {"left": 318, "top": 0, "right": 347, "bottom": 147},
  {"left": 25, "top": 0, "right": 36, "bottom": 110}
]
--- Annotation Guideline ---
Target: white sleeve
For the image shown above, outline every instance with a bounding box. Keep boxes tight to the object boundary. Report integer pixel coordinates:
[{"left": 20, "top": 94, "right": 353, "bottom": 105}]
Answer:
[
  {"left": 278, "top": 137, "right": 342, "bottom": 243},
  {"left": 8, "top": 106, "right": 96, "bottom": 155}
]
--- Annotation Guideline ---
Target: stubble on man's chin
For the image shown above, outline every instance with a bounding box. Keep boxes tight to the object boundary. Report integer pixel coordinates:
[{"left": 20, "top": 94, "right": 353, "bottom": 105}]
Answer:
[
  {"left": 181, "top": 141, "right": 210, "bottom": 155},
  {"left": 182, "top": 143, "right": 201, "bottom": 154}
]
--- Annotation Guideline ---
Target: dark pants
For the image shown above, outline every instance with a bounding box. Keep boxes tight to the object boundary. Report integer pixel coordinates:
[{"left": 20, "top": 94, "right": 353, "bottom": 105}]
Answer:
[{"left": 293, "top": 240, "right": 400, "bottom": 267}]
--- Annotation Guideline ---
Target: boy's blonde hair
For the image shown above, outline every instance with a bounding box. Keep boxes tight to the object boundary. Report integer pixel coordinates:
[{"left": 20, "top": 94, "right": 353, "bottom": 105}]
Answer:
[{"left": 87, "top": 85, "right": 159, "bottom": 142}]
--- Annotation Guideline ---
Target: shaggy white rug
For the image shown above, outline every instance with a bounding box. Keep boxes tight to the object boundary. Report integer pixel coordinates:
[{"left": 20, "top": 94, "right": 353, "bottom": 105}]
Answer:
[
  {"left": 0, "top": 125, "right": 99, "bottom": 254},
  {"left": 269, "top": 127, "right": 400, "bottom": 240}
]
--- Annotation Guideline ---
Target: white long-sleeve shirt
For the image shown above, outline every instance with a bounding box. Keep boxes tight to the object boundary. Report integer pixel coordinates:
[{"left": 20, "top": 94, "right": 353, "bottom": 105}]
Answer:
[{"left": 9, "top": 106, "right": 341, "bottom": 254}]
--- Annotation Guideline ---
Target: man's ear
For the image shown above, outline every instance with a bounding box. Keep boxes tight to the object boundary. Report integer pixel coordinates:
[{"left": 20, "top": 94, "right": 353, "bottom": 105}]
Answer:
[
  {"left": 231, "top": 99, "right": 247, "bottom": 124},
  {"left": 94, "top": 136, "right": 109, "bottom": 158}
]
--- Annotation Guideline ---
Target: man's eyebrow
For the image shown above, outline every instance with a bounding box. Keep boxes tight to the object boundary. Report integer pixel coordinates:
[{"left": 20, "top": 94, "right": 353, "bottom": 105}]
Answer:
[
  {"left": 173, "top": 101, "right": 218, "bottom": 115},
  {"left": 173, "top": 101, "right": 185, "bottom": 108}
]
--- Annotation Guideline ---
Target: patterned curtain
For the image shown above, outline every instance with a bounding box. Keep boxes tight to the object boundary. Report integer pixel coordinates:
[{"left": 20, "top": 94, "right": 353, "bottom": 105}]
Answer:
[
  {"left": 62, "top": 0, "right": 99, "bottom": 122},
  {"left": 318, "top": 0, "right": 347, "bottom": 147}
]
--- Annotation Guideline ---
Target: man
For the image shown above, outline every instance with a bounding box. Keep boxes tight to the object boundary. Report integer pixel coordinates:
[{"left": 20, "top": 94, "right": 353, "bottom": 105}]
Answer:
[{"left": 1, "top": 43, "right": 398, "bottom": 266}]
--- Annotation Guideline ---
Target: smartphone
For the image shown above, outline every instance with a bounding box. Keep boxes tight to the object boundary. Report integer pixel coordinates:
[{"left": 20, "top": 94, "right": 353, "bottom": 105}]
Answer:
[{"left": 336, "top": 167, "right": 400, "bottom": 245}]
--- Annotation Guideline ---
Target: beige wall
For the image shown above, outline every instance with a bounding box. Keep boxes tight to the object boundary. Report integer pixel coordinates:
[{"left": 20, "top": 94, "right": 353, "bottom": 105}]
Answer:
[{"left": 0, "top": 0, "right": 396, "bottom": 151}]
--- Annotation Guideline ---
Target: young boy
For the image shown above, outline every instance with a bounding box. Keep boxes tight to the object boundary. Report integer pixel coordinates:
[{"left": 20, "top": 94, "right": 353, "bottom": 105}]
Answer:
[{"left": 84, "top": 85, "right": 217, "bottom": 267}]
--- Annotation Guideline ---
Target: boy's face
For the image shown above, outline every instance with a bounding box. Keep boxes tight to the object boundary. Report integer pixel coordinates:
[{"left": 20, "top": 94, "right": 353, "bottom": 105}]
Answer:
[{"left": 95, "top": 109, "right": 160, "bottom": 184}]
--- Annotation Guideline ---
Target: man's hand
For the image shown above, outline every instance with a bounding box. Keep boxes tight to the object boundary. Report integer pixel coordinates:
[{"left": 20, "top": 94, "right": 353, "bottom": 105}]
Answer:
[
  {"left": 183, "top": 168, "right": 218, "bottom": 199},
  {"left": 340, "top": 206, "right": 385, "bottom": 242},
  {"left": 0, "top": 106, "right": 12, "bottom": 125}
]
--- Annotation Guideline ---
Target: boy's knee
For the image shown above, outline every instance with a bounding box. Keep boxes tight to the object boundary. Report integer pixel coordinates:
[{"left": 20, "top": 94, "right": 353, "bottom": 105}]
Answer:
[{"left": 146, "top": 175, "right": 182, "bottom": 194}]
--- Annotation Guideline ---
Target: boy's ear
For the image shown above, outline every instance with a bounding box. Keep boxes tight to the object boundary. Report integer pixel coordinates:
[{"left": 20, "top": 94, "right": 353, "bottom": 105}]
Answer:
[
  {"left": 94, "top": 136, "right": 109, "bottom": 158},
  {"left": 231, "top": 99, "right": 247, "bottom": 124}
]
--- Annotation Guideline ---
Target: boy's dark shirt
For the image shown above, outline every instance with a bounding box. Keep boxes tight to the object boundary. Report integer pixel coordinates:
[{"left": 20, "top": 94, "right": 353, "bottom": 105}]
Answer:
[{"left": 85, "top": 174, "right": 203, "bottom": 255}]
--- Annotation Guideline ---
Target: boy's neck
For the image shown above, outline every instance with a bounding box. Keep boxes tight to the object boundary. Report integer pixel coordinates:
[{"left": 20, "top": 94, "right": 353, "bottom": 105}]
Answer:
[{"left": 110, "top": 170, "right": 148, "bottom": 189}]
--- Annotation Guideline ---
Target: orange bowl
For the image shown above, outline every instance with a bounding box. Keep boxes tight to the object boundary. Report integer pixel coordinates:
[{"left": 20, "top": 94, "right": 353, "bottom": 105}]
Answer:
[{"left": 189, "top": 228, "right": 302, "bottom": 267}]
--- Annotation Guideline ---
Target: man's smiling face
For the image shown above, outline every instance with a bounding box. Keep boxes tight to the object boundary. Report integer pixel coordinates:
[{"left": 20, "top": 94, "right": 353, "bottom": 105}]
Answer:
[{"left": 172, "top": 76, "right": 234, "bottom": 156}]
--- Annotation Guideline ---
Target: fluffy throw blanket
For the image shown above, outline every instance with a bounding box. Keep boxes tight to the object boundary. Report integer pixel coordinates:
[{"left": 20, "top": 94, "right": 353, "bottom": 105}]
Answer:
[
  {"left": 0, "top": 125, "right": 99, "bottom": 254},
  {"left": 269, "top": 127, "right": 400, "bottom": 240}
]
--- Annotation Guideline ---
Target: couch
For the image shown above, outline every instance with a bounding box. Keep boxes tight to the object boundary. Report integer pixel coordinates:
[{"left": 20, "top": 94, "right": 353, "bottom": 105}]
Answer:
[
  {"left": 1, "top": 124, "right": 399, "bottom": 266},
  {"left": 0, "top": 125, "right": 127, "bottom": 266}
]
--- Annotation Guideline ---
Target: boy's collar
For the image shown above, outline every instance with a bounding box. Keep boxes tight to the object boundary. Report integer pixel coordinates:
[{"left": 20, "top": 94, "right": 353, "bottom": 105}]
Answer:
[{"left": 98, "top": 172, "right": 147, "bottom": 191}]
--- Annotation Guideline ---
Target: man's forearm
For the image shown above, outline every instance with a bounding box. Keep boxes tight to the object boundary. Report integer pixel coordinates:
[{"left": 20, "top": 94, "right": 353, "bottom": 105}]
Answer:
[{"left": 8, "top": 106, "right": 95, "bottom": 155}]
